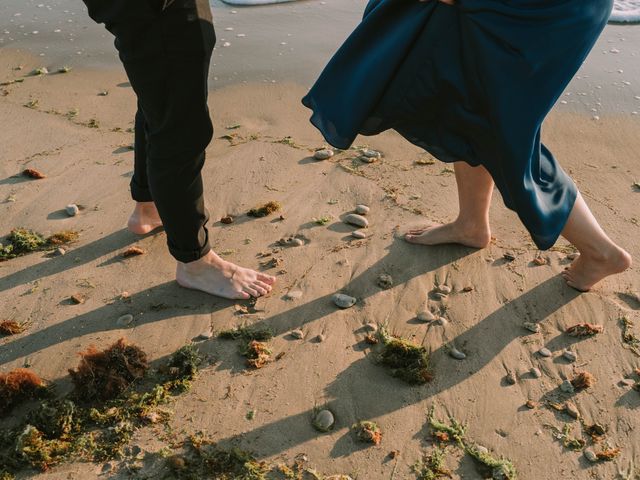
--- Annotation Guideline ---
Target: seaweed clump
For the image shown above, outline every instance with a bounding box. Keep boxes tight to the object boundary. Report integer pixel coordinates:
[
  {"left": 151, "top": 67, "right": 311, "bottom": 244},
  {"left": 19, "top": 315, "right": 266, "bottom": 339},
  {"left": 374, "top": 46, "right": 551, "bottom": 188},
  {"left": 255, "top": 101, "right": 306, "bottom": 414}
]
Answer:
[
  {"left": 0, "top": 369, "right": 48, "bottom": 415},
  {"left": 0, "top": 229, "right": 78, "bottom": 261},
  {"left": 571, "top": 371, "right": 596, "bottom": 390},
  {"left": 466, "top": 444, "right": 518, "bottom": 480},
  {"left": 376, "top": 327, "right": 433, "bottom": 385},
  {"left": 0, "top": 321, "right": 28, "bottom": 336},
  {"left": 219, "top": 325, "right": 275, "bottom": 370},
  {"left": 68, "top": 338, "right": 149, "bottom": 402},
  {"left": 413, "top": 447, "right": 452, "bottom": 480},
  {"left": 566, "top": 323, "right": 603, "bottom": 337},
  {"left": 247, "top": 201, "right": 282, "bottom": 218},
  {"left": 242, "top": 341, "right": 272, "bottom": 369},
  {"left": 353, "top": 421, "right": 382, "bottom": 446},
  {"left": 163, "top": 344, "right": 203, "bottom": 392}
]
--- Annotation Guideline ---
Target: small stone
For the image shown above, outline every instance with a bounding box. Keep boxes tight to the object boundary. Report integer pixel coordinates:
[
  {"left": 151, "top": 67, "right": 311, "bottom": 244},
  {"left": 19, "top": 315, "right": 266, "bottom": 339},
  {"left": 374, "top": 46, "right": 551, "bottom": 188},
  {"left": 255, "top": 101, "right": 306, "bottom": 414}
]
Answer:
[
  {"left": 560, "top": 380, "right": 575, "bottom": 394},
  {"left": 562, "top": 350, "right": 577, "bottom": 362},
  {"left": 361, "top": 149, "right": 381, "bottom": 159},
  {"left": 523, "top": 322, "right": 540, "bottom": 333},
  {"left": 505, "top": 371, "right": 517, "bottom": 385},
  {"left": 315, "top": 334, "right": 326, "bottom": 343},
  {"left": 355, "top": 204, "right": 370, "bottom": 215},
  {"left": 417, "top": 310, "right": 436, "bottom": 323},
  {"left": 102, "top": 463, "right": 113, "bottom": 473},
  {"left": 530, "top": 367, "right": 542, "bottom": 379},
  {"left": 377, "top": 274, "right": 393, "bottom": 289},
  {"left": 532, "top": 256, "right": 547, "bottom": 266},
  {"left": 117, "top": 314, "right": 134, "bottom": 327},
  {"left": 436, "top": 317, "right": 449, "bottom": 326},
  {"left": 584, "top": 449, "right": 598, "bottom": 463},
  {"left": 432, "top": 292, "right": 448, "bottom": 300},
  {"left": 351, "top": 230, "right": 368, "bottom": 239},
  {"left": 359, "top": 155, "right": 377, "bottom": 164},
  {"left": 332, "top": 293, "right": 356, "bottom": 309},
  {"left": 70, "top": 294, "right": 85, "bottom": 305},
  {"left": 620, "top": 378, "right": 636, "bottom": 387},
  {"left": 344, "top": 213, "right": 369, "bottom": 228},
  {"left": 65, "top": 204, "right": 79, "bottom": 217},
  {"left": 538, "top": 347, "right": 552, "bottom": 358},
  {"left": 525, "top": 400, "right": 537, "bottom": 409},
  {"left": 364, "top": 323, "right": 378, "bottom": 333},
  {"left": 285, "top": 290, "right": 303, "bottom": 301},
  {"left": 220, "top": 215, "right": 234, "bottom": 224},
  {"left": 476, "top": 446, "right": 489, "bottom": 455},
  {"left": 195, "top": 331, "right": 213, "bottom": 341},
  {"left": 314, "top": 149, "right": 334, "bottom": 160},
  {"left": 56, "top": 247, "right": 66, "bottom": 256},
  {"left": 564, "top": 402, "right": 580, "bottom": 419},
  {"left": 462, "top": 286, "right": 474, "bottom": 292},
  {"left": 449, "top": 347, "right": 466, "bottom": 360},
  {"left": 290, "top": 329, "right": 304, "bottom": 340},
  {"left": 436, "top": 284, "right": 452, "bottom": 295},
  {"left": 503, "top": 252, "right": 516, "bottom": 261},
  {"left": 291, "top": 238, "right": 304, "bottom": 247},
  {"left": 313, "top": 409, "right": 335, "bottom": 432}
]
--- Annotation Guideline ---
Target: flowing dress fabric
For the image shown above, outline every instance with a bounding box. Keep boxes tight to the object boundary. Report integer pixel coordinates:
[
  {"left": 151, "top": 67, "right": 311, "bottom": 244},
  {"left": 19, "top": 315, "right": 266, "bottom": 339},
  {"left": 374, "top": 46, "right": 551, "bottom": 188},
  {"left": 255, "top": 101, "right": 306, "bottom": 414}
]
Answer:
[{"left": 302, "top": 0, "right": 613, "bottom": 250}]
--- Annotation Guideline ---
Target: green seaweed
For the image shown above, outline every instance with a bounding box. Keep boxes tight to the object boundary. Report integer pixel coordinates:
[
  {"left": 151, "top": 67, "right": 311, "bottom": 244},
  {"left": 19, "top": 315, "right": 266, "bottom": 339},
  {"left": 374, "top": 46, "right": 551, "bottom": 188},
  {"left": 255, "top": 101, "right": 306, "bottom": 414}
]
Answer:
[
  {"left": 0, "top": 229, "right": 79, "bottom": 261},
  {"left": 247, "top": 201, "right": 282, "bottom": 218},
  {"left": 413, "top": 447, "right": 452, "bottom": 480},
  {"left": 427, "top": 407, "right": 467, "bottom": 447},
  {"left": 218, "top": 325, "right": 274, "bottom": 342},
  {"left": 377, "top": 327, "right": 433, "bottom": 385},
  {"left": 466, "top": 444, "right": 517, "bottom": 480}
]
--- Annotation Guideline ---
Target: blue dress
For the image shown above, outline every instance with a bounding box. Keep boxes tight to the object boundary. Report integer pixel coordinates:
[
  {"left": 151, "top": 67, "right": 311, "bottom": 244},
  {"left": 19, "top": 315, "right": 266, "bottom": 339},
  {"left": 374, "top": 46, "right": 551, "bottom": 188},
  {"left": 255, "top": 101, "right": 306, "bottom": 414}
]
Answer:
[{"left": 302, "top": 0, "right": 613, "bottom": 250}]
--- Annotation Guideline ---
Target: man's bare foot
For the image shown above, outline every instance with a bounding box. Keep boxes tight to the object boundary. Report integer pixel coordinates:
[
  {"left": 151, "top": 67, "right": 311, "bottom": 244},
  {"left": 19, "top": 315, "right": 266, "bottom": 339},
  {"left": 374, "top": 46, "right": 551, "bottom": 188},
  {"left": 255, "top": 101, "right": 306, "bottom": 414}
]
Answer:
[
  {"left": 176, "top": 250, "right": 276, "bottom": 299},
  {"left": 561, "top": 246, "right": 632, "bottom": 292},
  {"left": 404, "top": 221, "right": 491, "bottom": 249},
  {"left": 128, "top": 201, "right": 163, "bottom": 235}
]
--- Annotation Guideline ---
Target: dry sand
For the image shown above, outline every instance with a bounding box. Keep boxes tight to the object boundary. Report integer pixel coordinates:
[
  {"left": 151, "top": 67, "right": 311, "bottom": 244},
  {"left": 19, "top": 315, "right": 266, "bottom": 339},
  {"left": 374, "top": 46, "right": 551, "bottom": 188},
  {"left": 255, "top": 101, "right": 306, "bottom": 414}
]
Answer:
[{"left": 1, "top": 39, "right": 640, "bottom": 480}]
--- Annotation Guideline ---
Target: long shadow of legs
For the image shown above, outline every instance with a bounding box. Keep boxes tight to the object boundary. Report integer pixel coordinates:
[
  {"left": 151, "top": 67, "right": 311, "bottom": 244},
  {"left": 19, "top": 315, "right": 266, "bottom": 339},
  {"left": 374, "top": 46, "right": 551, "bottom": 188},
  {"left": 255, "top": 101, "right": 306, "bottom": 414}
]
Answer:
[
  {"left": 0, "top": 281, "right": 233, "bottom": 366},
  {"left": 0, "top": 228, "right": 149, "bottom": 295},
  {"left": 206, "top": 274, "right": 580, "bottom": 458}
]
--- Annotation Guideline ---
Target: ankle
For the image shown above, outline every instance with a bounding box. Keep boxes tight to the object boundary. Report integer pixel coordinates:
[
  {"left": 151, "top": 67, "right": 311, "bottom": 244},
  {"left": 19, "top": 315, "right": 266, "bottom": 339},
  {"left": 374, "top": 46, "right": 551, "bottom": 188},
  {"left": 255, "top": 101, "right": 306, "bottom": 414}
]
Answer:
[{"left": 453, "top": 217, "right": 491, "bottom": 236}]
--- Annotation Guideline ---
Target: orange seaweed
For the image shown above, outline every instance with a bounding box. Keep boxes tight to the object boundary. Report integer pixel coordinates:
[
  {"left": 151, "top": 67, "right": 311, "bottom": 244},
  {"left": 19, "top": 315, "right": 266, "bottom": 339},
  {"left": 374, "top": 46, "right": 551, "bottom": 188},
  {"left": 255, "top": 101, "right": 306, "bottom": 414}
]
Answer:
[{"left": 0, "top": 368, "right": 47, "bottom": 414}]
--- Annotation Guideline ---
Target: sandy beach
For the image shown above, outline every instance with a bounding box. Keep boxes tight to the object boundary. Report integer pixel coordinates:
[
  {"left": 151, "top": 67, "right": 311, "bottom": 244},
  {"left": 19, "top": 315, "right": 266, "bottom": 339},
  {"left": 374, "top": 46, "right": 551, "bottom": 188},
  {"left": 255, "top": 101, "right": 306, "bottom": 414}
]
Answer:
[{"left": 1, "top": 2, "right": 640, "bottom": 479}]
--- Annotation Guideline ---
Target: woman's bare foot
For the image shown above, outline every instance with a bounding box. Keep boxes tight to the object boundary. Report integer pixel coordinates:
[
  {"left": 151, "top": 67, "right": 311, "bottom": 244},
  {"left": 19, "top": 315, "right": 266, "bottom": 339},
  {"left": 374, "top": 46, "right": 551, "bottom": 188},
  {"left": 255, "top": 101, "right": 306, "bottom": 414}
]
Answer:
[
  {"left": 176, "top": 250, "right": 276, "bottom": 300},
  {"left": 128, "top": 201, "right": 163, "bottom": 235},
  {"left": 561, "top": 246, "right": 632, "bottom": 292},
  {"left": 405, "top": 221, "right": 491, "bottom": 249}
]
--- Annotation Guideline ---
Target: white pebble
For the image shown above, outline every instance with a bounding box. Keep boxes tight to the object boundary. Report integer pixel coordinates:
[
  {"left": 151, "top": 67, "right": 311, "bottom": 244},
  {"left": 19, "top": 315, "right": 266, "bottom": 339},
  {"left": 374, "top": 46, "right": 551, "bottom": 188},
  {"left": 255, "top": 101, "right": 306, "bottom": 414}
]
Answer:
[
  {"left": 65, "top": 204, "right": 79, "bottom": 216},
  {"left": 351, "top": 230, "right": 368, "bottom": 239},
  {"left": 290, "top": 329, "right": 304, "bottom": 340},
  {"left": 344, "top": 213, "right": 369, "bottom": 228},
  {"left": 530, "top": 367, "right": 542, "bottom": 378},
  {"left": 538, "top": 347, "right": 552, "bottom": 357},
  {"left": 355, "top": 204, "right": 370, "bottom": 215},
  {"left": 313, "top": 149, "right": 334, "bottom": 160},
  {"left": 417, "top": 310, "right": 436, "bottom": 322},
  {"left": 562, "top": 350, "right": 577, "bottom": 362},
  {"left": 285, "top": 290, "right": 303, "bottom": 301},
  {"left": 523, "top": 322, "right": 540, "bottom": 333},
  {"left": 449, "top": 347, "right": 466, "bottom": 360}
]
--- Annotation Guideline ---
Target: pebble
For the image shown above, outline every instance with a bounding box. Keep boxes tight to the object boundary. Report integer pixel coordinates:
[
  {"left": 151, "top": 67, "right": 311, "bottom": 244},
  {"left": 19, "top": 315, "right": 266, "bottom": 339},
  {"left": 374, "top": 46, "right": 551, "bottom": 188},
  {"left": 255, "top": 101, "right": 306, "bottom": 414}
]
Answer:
[
  {"left": 449, "top": 347, "right": 466, "bottom": 360},
  {"left": 291, "top": 238, "right": 304, "bottom": 247},
  {"left": 285, "top": 290, "right": 303, "bottom": 301},
  {"left": 55, "top": 247, "right": 66, "bottom": 256},
  {"left": 344, "top": 213, "right": 369, "bottom": 228},
  {"left": 417, "top": 310, "right": 436, "bottom": 322},
  {"left": 364, "top": 323, "right": 378, "bottom": 333},
  {"left": 70, "top": 294, "right": 85, "bottom": 305},
  {"left": 620, "top": 378, "right": 636, "bottom": 387},
  {"left": 525, "top": 400, "right": 537, "bottom": 409},
  {"left": 351, "top": 230, "right": 368, "bottom": 239},
  {"left": 560, "top": 380, "right": 575, "bottom": 394},
  {"left": 523, "top": 322, "right": 541, "bottom": 333},
  {"left": 332, "top": 293, "right": 356, "bottom": 309},
  {"left": 564, "top": 402, "right": 580, "bottom": 419},
  {"left": 377, "top": 274, "right": 393, "bottom": 289},
  {"left": 476, "top": 445, "right": 489, "bottom": 455},
  {"left": 436, "top": 317, "right": 449, "bottom": 326},
  {"left": 505, "top": 371, "right": 517, "bottom": 385},
  {"left": 65, "top": 204, "right": 79, "bottom": 216},
  {"left": 355, "top": 204, "right": 370, "bottom": 215},
  {"left": 117, "top": 314, "right": 134, "bottom": 327},
  {"left": 315, "top": 334, "right": 326, "bottom": 343},
  {"left": 436, "top": 284, "right": 452, "bottom": 295},
  {"left": 584, "top": 449, "right": 598, "bottom": 463},
  {"left": 530, "top": 367, "right": 542, "bottom": 379},
  {"left": 361, "top": 149, "right": 381, "bottom": 159},
  {"left": 313, "top": 409, "right": 335, "bottom": 432},
  {"left": 359, "top": 155, "right": 377, "bottom": 164},
  {"left": 562, "top": 350, "right": 577, "bottom": 362},
  {"left": 538, "top": 347, "right": 552, "bottom": 357},
  {"left": 290, "top": 329, "right": 304, "bottom": 340},
  {"left": 195, "top": 330, "right": 213, "bottom": 341},
  {"left": 503, "top": 252, "right": 516, "bottom": 261},
  {"left": 432, "top": 292, "right": 448, "bottom": 300},
  {"left": 314, "top": 149, "right": 334, "bottom": 160}
]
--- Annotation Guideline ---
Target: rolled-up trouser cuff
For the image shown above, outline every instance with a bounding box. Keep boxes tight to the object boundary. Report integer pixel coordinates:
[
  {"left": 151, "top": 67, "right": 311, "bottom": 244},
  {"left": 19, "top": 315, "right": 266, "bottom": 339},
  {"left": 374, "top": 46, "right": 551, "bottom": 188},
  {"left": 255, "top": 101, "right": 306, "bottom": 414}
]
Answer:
[
  {"left": 167, "top": 227, "right": 212, "bottom": 263},
  {"left": 130, "top": 177, "right": 154, "bottom": 202}
]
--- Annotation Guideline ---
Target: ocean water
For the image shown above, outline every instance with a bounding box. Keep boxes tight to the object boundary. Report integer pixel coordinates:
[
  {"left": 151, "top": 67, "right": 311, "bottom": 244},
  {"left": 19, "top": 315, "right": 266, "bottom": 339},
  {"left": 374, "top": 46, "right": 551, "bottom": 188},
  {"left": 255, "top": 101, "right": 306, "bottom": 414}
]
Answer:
[{"left": 611, "top": 0, "right": 640, "bottom": 24}]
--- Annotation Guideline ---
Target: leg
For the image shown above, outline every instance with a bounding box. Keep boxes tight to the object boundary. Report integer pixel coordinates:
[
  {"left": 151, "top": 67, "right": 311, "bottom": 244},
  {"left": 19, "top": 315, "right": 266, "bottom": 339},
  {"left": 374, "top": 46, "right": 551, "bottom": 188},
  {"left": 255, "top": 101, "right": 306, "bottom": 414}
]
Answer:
[
  {"left": 405, "top": 161, "right": 493, "bottom": 248},
  {"left": 560, "top": 191, "right": 631, "bottom": 291},
  {"left": 128, "top": 107, "right": 163, "bottom": 235}
]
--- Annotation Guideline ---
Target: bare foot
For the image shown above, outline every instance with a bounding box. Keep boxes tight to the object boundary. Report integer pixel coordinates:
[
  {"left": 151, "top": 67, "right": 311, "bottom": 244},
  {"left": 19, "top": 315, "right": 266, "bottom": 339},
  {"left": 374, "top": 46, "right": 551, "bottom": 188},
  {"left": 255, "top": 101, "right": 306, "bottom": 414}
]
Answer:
[
  {"left": 128, "top": 201, "right": 163, "bottom": 235},
  {"left": 404, "top": 221, "right": 491, "bottom": 249},
  {"left": 561, "top": 247, "right": 632, "bottom": 292},
  {"left": 176, "top": 250, "right": 276, "bottom": 299}
]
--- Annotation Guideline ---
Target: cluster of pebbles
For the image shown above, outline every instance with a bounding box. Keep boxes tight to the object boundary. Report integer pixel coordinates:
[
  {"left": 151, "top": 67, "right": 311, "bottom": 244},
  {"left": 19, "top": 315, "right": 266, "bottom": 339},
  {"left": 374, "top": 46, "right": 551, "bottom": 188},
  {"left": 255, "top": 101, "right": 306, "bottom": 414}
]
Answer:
[{"left": 342, "top": 203, "right": 370, "bottom": 239}]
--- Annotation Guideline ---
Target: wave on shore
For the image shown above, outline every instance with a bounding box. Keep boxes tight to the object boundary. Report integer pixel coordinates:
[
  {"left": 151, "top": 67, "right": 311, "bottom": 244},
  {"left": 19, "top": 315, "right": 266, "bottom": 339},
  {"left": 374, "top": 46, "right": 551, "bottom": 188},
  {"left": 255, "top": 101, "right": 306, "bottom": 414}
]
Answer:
[{"left": 610, "top": 0, "right": 640, "bottom": 23}]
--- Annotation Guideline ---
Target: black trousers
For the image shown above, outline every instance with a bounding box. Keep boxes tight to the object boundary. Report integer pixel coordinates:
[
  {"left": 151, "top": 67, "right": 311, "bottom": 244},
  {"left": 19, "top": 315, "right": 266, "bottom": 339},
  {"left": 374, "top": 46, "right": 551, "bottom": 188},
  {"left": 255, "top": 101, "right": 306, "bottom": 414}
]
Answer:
[{"left": 108, "top": 0, "right": 216, "bottom": 263}]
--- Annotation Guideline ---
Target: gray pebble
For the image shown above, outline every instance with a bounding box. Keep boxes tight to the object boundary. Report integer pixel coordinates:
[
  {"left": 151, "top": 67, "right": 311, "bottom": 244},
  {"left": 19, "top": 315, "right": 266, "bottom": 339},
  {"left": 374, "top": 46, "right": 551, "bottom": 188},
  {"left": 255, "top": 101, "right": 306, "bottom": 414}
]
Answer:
[
  {"left": 564, "top": 402, "right": 580, "bottom": 419},
  {"left": 417, "top": 310, "right": 436, "bottom": 323},
  {"left": 433, "top": 292, "right": 448, "bottom": 300},
  {"left": 584, "top": 449, "right": 598, "bottom": 463},
  {"left": 436, "top": 317, "right": 449, "bottom": 326},
  {"left": 315, "top": 334, "right": 326, "bottom": 343},
  {"left": 449, "top": 347, "right": 466, "bottom": 360},
  {"left": 332, "top": 293, "right": 356, "bottom": 309},
  {"left": 361, "top": 149, "right": 381, "bottom": 159},
  {"left": 562, "top": 350, "right": 577, "bottom": 362},
  {"left": 538, "top": 347, "right": 552, "bottom": 358},
  {"left": 530, "top": 367, "right": 542, "bottom": 379},
  {"left": 351, "top": 229, "right": 368, "bottom": 239},
  {"left": 66, "top": 204, "right": 79, "bottom": 217},
  {"left": 117, "top": 314, "right": 134, "bottom": 327},
  {"left": 523, "top": 322, "right": 540, "bottom": 333},
  {"left": 344, "top": 213, "right": 369, "bottom": 228},
  {"left": 377, "top": 274, "right": 393, "bottom": 289},
  {"left": 355, "top": 204, "right": 370, "bottom": 215},
  {"left": 560, "top": 380, "right": 575, "bottom": 394},
  {"left": 505, "top": 371, "right": 517, "bottom": 385},
  {"left": 313, "top": 409, "right": 335, "bottom": 432},
  {"left": 290, "top": 329, "right": 304, "bottom": 340},
  {"left": 313, "top": 149, "right": 334, "bottom": 160}
]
